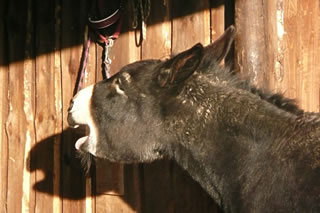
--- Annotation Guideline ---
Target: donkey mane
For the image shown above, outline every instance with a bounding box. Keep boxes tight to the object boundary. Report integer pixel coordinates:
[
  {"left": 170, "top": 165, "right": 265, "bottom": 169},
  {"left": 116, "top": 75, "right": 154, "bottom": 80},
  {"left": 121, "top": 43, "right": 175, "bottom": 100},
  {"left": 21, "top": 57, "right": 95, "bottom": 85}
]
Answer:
[{"left": 199, "top": 61, "right": 304, "bottom": 116}]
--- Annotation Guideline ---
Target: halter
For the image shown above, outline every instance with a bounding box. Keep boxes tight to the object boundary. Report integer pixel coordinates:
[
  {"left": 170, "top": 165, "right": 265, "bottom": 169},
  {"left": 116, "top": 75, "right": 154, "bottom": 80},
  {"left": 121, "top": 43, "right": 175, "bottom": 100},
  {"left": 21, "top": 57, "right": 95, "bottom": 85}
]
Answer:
[{"left": 73, "top": 2, "right": 123, "bottom": 96}]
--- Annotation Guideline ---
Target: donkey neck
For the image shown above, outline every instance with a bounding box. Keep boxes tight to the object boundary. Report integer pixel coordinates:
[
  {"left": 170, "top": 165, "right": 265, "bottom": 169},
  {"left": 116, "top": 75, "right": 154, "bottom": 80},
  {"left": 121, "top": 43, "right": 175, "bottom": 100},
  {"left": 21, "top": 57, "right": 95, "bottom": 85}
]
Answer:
[{"left": 166, "top": 82, "right": 303, "bottom": 211}]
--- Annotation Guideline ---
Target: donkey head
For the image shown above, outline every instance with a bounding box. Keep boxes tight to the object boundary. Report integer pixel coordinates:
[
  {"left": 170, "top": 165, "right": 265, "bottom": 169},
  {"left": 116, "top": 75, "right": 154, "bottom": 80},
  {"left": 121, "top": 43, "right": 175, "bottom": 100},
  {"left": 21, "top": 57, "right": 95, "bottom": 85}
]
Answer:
[{"left": 67, "top": 26, "right": 235, "bottom": 163}]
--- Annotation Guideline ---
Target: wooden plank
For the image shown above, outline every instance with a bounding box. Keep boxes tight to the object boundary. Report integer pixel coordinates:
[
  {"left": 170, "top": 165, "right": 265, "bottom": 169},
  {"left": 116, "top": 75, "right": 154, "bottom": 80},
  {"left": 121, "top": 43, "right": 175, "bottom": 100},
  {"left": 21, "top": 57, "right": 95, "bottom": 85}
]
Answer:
[
  {"left": 235, "top": 0, "right": 270, "bottom": 88},
  {"left": 0, "top": 0, "right": 9, "bottom": 210},
  {"left": 60, "top": 0, "right": 88, "bottom": 212},
  {"left": 263, "top": 0, "right": 280, "bottom": 93},
  {"left": 95, "top": 160, "right": 124, "bottom": 195},
  {"left": 0, "top": 0, "right": 9, "bottom": 209},
  {"left": 210, "top": 1, "right": 225, "bottom": 42},
  {"left": 210, "top": 1, "right": 226, "bottom": 63},
  {"left": 108, "top": 29, "right": 141, "bottom": 75},
  {"left": 95, "top": 195, "right": 135, "bottom": 213},
  {"left": 141, "top": 0, "right": 171, "bottom": 59},
  {"left": 5, "top": 0, "right": 36, "bottom": 212},
  {"left": 84, "top": 26, "right": 98, "bottom": 213},
  {"left": 171, "top": 1, "right": 221, "bottom": 212},
  {"left": 265, "top": 0, "right": 299, "bottom": 104},
  {"left": 95, "top": 1, "right": 141, "bottom": 212},
  {"left": 141, "top": 160, "right": 174, "bottom": 213},
  {"left": 235, "top": 0, "right": 320, "bottom": 112},
  {"left": 95, "top": 163, "right": 143, "bottom": 213},
  {"left": 172, "top": 0, "right": 211, "bottom": 53},
  {"left": 282, "top": 0, "right": 298, "bottom": 100},
  {"left": 86, "top": 175, "right": 95, "bottom": 213},
  {"left": 53, "top": 1, "right": 63, "bottom": 212},
  {"left": 33, "top": 0, "right": 63, "bottom": 212},
  {"left": 95, "top": 43, "right": 103, "bottom": 82},
  {"left": 308, "top": 0, "right": 320, "bottom": 111},
  {"left": 140, "top": 1, "right": 174, "bottom": 213},
  {"left": 293, "top": 0, "right": 320, "bottom": 111},
  {"left": 124, "top": 164, "right": 143, "bottom": 213},
  {"left": 94, "top": 2, "right": 126, "bottom": 197},
  {"left": 23, "top": 1, "right": 37, "bottom": 211}
]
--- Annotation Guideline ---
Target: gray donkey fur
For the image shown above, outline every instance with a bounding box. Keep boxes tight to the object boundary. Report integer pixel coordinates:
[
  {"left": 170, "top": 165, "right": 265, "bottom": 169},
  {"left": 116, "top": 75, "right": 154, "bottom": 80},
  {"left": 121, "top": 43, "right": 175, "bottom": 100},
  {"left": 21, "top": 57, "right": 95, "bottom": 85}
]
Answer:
[{"left": 68, "top": 26, "right": 320, "bottom": 212}]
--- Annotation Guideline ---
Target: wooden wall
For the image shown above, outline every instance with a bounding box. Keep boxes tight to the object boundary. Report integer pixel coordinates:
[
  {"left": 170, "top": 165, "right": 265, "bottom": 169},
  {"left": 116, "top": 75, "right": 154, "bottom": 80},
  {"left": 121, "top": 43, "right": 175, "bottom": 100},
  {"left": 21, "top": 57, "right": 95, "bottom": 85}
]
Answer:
[
  {"left": 235, "top": 0, "right": 320, "bottom": 112},
  {"left": 0, "top": 0, "right": 319, "bottom": 213}
]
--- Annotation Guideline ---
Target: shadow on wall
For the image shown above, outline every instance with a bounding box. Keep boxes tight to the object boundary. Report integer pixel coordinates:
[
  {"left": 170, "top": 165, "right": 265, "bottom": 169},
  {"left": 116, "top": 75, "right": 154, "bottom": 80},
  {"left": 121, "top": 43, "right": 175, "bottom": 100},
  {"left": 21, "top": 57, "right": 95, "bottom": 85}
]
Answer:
[
  {"left": 27, "top": 128, "right": 142, "bottom": 205},
  {"left": 27, "top": 128, "right": 222, "bottom": 212},
  {"left": 27, "top": 128, "right": 87, "bottom": 200},
  {"left": 2, "top": 0, "right": 228, "bottom": 66}
]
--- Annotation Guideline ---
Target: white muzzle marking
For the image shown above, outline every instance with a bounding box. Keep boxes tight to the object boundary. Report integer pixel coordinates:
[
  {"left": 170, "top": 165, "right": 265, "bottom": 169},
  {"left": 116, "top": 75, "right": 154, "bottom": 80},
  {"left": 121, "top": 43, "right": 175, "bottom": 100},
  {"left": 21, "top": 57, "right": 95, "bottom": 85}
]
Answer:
[
  {"left": 68, "top": 85, "right": 94, "bottom": 125},
  {"left": 68, "top": 85, "right": 98, "bottom": 155}
]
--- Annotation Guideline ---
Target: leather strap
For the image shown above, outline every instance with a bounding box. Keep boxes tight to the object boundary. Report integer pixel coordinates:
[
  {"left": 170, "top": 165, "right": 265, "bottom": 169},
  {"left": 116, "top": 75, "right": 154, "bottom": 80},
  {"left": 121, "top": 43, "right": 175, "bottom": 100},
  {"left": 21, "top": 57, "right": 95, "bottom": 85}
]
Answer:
[{"left": 88, "top": 8, "right": 122, "bottom": 30}]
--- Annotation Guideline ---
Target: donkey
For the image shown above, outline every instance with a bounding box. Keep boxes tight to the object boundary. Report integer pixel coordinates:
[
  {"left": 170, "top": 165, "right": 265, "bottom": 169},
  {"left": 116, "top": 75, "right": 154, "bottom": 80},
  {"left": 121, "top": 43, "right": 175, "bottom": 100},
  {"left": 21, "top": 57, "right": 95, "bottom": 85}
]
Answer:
[{"left": 67, "top": 26, "right": 320, "bottom": 212}]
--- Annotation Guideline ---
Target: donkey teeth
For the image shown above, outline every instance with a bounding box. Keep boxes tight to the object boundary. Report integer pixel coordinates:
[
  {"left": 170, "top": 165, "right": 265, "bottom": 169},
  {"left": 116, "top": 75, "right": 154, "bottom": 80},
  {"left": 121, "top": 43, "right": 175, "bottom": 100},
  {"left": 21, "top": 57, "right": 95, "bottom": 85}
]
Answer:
[{"left": 72, "top": 125, "right": 80, "bottom": 129}]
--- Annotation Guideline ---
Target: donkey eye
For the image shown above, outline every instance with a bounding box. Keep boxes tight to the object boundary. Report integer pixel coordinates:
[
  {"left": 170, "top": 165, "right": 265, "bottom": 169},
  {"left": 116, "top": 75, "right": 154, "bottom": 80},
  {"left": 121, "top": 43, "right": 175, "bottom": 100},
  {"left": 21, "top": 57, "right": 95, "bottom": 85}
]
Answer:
[
  {"left": 115, "top": 78, "right": 121, "bottom": 85},
  {"left": 110, "top": 79, "right": 126, "bottom": 97},
  {"left": 115, "top": 78, "right": 125, "bottom": 91}
]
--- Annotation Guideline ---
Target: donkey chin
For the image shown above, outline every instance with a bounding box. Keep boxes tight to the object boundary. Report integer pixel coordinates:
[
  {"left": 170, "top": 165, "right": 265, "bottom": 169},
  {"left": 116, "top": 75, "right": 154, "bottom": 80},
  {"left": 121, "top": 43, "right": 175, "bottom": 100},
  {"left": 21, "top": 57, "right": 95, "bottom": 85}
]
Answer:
[{"left": 67, "top": 85, "right": 98, "bottom": 156}]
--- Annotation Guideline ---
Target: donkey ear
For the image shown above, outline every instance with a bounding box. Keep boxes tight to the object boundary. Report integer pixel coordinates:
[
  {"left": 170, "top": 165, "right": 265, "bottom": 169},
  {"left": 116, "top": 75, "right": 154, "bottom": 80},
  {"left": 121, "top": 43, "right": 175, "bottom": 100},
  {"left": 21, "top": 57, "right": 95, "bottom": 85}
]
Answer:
[
  {"left": 202, "top": 25, "right": 235, "bottom": 66},
  {"left": 157, "top": 43, "right": 204, "bottom": 88}
]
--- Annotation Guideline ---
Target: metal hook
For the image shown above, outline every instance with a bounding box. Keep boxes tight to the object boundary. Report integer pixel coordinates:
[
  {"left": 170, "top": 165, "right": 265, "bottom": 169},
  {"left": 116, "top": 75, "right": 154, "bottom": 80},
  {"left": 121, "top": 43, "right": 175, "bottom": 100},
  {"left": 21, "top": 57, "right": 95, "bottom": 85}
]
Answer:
[{"left": 102, "top": 39, "right": 114, "bottom": 79}]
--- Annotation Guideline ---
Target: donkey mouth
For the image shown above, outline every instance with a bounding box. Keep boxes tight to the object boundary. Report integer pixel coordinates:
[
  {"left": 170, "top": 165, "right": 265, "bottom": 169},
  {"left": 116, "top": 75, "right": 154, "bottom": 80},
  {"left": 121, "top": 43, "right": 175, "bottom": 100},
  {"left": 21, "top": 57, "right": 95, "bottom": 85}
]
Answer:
[
  {"left": 67, "top": 85, "right": 97, "bottom": 154},
  {"left": 68, "top": 113, "right": 95, "bottom": 152},
  {"left": 68, "top": 123, "right": 91, "bottom": 150},
  {"left": 70, "top": 121, "right": 97, "bottom": 153},
  {"left": 75, "top": 136, "right": 89, "bottom": 150}
]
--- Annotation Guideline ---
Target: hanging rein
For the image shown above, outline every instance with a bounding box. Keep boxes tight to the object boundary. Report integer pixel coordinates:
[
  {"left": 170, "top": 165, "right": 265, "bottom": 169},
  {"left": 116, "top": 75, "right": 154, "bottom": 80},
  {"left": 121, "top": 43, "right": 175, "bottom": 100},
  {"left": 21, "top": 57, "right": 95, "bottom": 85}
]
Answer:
[
  {"left": 73, "top": 2, "right": 123, "bottom": 96},
  {"left": 73, "top": 0, "right": 150, "bottom": 96}
]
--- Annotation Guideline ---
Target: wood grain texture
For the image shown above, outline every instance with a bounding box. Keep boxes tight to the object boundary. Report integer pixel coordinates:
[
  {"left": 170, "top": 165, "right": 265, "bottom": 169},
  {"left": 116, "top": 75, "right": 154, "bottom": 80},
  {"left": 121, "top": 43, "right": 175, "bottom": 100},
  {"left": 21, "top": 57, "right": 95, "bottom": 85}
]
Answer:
[
  {"left": 210, "top": 1, "right": 225, "bottom": 42},
  {"left": 60, "top": 0, "right": 88, "bottom": 212},
  {"left": 0, "top": 0, "right": 9, "bottom": 210},
  {"left": 235, "top": 0, "right": 270, "bottom": 88},
  {"left": 171, "top": 1, "right": 221, "bottom": 212},
  {"left": 141, "top": 160, "right": 174, "bottom": 213},
  {"left": 81, "top": 26, "right": 97, "bottom": 213},
  {"left": 6, "top": 0, "right": 36, "bottom": 212},
  {"left": 33, "top": 0, "right": 59, "bottom": 211},
  {"left": 142, "top": 0, "right": 171, "bottom": 59},
  {"left": 172, "top": 0, "right": 211, "bottom": 52},
  {"left": 235, "top": 0, "right": 320, "bottom": 112},
  {"left": 140, "top": 1, "right": 174, "bottom": 213},
  {"left": 282, "top": 0, "right": 299, "bottom": 100},
  {"left": 291, "top": 0, "right": 320, "bottom": 111},
  {"left": 95, "top": 1, "right": 141, "bottom": 212},
  {"left": 1, "top": 1, "right": 319, "bottom": 212},
  {"left": 53, "top": 0, "right": 63, "bottom": 212},
  {"left": 95, "top": 160, "right": 124, "bottom": 195}
]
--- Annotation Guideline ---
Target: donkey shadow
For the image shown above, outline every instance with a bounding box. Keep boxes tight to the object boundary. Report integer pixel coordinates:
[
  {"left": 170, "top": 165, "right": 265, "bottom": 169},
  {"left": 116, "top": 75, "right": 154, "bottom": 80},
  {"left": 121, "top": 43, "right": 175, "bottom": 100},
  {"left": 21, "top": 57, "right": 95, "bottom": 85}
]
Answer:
[{"left": 27, "top": 128, "right": 221, "bottom": 212}]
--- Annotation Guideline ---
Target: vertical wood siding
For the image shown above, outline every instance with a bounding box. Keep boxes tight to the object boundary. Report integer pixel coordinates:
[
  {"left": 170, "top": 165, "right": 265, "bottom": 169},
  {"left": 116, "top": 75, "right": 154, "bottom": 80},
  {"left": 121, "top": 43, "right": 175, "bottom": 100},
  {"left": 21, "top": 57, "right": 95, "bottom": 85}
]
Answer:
[
  {"left": 0, "top": 0, "right": 319, "bottom": 212},
  {"left": 235, "top": 0, "right": 320, "bottom": 112}
]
